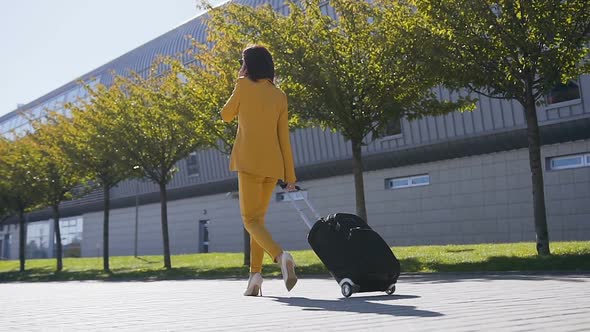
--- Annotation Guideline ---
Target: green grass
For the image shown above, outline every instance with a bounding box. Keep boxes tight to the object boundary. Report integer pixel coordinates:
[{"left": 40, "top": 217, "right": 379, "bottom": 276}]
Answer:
[{"left": 1, "top": 241, "right": 589, "bottom": 282}]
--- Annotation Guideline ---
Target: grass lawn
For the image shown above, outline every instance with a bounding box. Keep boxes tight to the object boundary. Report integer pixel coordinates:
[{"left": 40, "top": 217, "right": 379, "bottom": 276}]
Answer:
[{"left": 1, "top": 241, "right": 589, "bottom": 282}]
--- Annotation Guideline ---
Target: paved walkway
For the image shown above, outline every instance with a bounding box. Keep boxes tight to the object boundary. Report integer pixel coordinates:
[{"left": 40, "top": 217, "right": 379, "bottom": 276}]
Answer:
[{"left": 1, "top": 273, "right": 589, "bottom": 331}]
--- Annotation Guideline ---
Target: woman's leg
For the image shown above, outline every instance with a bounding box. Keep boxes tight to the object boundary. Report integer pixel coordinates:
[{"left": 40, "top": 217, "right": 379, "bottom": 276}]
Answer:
[
  {"left": 249, "top": 236, "right": 264, "bottom": 274},
  {"left": 238, "top": 172, "right": 282, "bottom": 273}
]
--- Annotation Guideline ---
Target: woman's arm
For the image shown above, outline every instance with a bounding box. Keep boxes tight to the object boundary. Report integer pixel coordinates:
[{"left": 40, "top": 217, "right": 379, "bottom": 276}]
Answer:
[
  {"left": 220, "top": 80, "right": 243, "bottom": 123},
  {"left": 278, "top": 95, "right": 297, "bottom": 183}
]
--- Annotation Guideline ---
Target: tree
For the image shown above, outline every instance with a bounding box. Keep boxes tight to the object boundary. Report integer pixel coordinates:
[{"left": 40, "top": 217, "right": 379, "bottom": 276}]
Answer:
[
  {"left": 0, "top": 135, "right": 45, "bottom": 271},
  {"left": 30, "top": 115, "right": 87, "bottom": 271},
  {"left": 104, "top": 59, "right": 220, "bottom": 269},
  {"left": 0, "top": 139, "right": 15, "bottom": 223},
  {"left": 417, "top": 0, "right": 590, "bottom": 255},
  {"left": 205, "top": 0, "right": 472, "bottom": 222},
  {"left": 62, "top": 84, "right": 135, "bottom": 272},
  {"left": 0, "top": 196, "right": 12, "bottom": 225},
  {"left": 0, "top": 138, "right": 15, "bottom": 228}
]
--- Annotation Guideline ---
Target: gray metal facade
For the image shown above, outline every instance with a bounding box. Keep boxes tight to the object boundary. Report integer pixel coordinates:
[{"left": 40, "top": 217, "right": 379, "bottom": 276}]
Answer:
[{"left": 1, "top": 0, "right": 589, "bottom": 259}]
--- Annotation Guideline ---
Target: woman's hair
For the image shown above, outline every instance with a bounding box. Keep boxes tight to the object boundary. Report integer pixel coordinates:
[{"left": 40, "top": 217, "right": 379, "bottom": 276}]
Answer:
[{"left": 242, "top": 45, "right": 274, "bottom": 82}]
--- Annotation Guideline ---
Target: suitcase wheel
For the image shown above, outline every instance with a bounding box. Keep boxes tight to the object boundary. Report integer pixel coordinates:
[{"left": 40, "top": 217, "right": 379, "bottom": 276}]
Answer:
[
  {"left": 385, "top": 284, "right": 396, "bottom": 295},
  {"left": 341, "top": 282, "right": 354, "bottom": 298}
]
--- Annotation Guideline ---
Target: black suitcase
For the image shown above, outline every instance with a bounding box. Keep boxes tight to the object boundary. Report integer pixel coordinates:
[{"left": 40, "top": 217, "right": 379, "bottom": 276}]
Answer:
[{"left": 281, "top": 185, "right": 401, "bottom": 297}]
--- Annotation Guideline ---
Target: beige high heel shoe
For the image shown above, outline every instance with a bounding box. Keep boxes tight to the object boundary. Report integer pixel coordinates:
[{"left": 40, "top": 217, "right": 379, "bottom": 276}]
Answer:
[
  {"left": 243, "top": 273, "right": 263, "bottom": 296},
  {"left": 278, "top": 252, "right": 298, "bottom": 291}
]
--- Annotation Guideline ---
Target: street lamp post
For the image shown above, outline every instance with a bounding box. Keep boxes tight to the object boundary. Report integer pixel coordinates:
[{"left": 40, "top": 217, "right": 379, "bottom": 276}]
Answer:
[{"left": 134, "top": 180, "right": 139, "bottom": 258}]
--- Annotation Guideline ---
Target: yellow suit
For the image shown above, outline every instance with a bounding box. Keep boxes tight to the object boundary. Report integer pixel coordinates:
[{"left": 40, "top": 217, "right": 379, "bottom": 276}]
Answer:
[
  {"left": 221, "top": 77, "right": 296, "bottom": 183},
  {"left": 221, "top": 77, "right": 297, "bottom": 273}
]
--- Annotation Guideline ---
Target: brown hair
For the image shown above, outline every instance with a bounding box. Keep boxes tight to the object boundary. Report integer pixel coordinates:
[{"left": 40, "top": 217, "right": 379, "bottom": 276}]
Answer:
[{"left": 242, "top": 45, "right": 274, "bottom": 82}]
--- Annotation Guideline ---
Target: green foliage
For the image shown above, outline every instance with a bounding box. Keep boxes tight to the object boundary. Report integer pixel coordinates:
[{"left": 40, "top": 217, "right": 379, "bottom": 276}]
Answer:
[
  {"left": 417, "top": 0, "right": 590, "bottom": 103},
  {"left": 29, "top": 114, "right": 88, "bottom": 208},
  {"left": 0, "top": 135, "right": 46, "bottom": 212},
  {"left": 186, "top": 8, "right": 308, "bottom": 155},
  {"left": 206, "top": 0, "right": 474, "bottom": 143},
  {"left": 0, "top": 138, "right": 15, "bottom": 220},
  {"left": 417, "top": 0, "right": 590, "bottom": 255},
  {"left": 103, "top": 59, "right": 219, "bottom": 185},
  {"left": 201, "top": 0, "right": 476, "bottom": 222},
  {"left": 62, "top": 82, "right": 135, "bottom": 190},
  {"left": 173, "top": 57, "right": 238, "bottom": 155}
]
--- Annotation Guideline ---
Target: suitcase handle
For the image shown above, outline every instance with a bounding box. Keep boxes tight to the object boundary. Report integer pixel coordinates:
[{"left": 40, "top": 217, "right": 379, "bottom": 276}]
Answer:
[
  {"left": 279, "top": 183, "right": 302, "bottom": 191},
  {"left": 279, "top": 183, "right": 321, "bottom": 230}
]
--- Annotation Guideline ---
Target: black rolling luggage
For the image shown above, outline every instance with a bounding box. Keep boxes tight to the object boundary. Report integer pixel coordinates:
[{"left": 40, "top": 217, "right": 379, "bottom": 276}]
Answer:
[{"left": 281, "top": 185, "right": 401, "bottom": 297}]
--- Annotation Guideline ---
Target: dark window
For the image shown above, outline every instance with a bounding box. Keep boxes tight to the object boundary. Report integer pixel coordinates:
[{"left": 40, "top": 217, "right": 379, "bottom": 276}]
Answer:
[
  {"left": 187, "top": 152, "right": 200, "bottom": 177},
  {"left": 1, "top": 234, "right": 9, "bottom": 259},
  {"left": 548, "top": 153, "right": 590, "bottom": 171},
  {"left": 55, "top": 218, "right": 83, "bottom": 258},
  {"left": 386, "top": 174, "right": 430, "bottom": 189},
  {"left": 383, "top": 118, "right": 402, "bottom": 137},
  {"left": 546, "top": 81, "right": 580, "bottom": 105},
  {"left": 199, "top": 220, "right": 209, "bottom": 253}
]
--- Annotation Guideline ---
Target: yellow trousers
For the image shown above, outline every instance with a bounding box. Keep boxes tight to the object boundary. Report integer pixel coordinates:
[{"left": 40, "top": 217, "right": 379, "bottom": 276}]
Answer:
[{"left": 238, "top": 172, "right": 283, "bottom": 273}]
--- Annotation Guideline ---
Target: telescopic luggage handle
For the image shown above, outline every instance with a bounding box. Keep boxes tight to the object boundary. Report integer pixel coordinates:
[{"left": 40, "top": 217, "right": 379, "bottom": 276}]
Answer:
[{"left": 279, "top": 183, "right": 321, "bottom": 230}]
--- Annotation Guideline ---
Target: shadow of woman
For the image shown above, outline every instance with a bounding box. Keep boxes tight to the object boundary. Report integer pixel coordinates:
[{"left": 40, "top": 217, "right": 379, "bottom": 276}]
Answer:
[{"left": 266, "top": 294, "right": 443, "bottom": 317}]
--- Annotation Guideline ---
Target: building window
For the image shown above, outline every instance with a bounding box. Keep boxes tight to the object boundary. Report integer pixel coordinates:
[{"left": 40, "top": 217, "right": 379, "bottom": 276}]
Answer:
[
  {"left": 186, "top": 152, "right": 200, "bottom": 177},
  {"left": 546, "top": 80, "right": 581, "bottom": 106},
  {"left": 386, "top": 174, "right": 430, "bottom": 189},
  {"left": 0, "top": 234, "right": 7, "bottom": 260},
  {"left": 26, "top": 221, "right": 50, "bottom": 259},
  {"left": 548, "top": 153, "right": 590, "bottom": 170},
  {"left": 320, "top": 2, "right": 329, "bottom": 15},
  {"left": 177, "top": 72, "right": 188, "bottom": 84},
  {"left": 57, "top": 217, "right": 83, "bottom": 258},
  {"left": 382, "top": 118, "right": 402, "bottom": 137},
  {"left": 276, "top": 190, "right": 308, "bottom": 202},
  {"left": 66, "top": 88, "right": 79, "bottom": 103},
  {"left": 32, "top": 106, "right": 43, "bottom": 119}
]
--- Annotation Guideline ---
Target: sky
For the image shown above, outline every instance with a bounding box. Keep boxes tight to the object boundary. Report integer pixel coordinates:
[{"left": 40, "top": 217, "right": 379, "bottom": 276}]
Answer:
[{"left": 0, "top": 0, "right": 227, "bottom": 117}]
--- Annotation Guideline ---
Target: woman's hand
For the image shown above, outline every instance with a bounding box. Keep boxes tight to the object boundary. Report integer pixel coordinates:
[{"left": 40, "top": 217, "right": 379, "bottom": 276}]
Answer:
[{"left": 285, "top": 183, "right": 297, "bottom": 192}]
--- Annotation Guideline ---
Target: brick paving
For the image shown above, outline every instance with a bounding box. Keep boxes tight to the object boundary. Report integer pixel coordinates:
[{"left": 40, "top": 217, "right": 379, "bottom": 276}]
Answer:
[{"left": 1, "top": 273, "right": 589, "bottom": 331}]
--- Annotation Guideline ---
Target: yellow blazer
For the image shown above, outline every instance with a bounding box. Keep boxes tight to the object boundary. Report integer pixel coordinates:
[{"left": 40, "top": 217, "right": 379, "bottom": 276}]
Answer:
[{"left": 221, "top": 77, "right": 297, "bottom": 183}]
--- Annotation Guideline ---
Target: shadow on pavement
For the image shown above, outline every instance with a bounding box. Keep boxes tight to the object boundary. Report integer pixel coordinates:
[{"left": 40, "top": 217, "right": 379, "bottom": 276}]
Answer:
[
  {"left": 267, "top": 295, "right": 442, "bottom": 317},
  {"left": 349, "top": 294, "right": 420, "bottom": 301}
]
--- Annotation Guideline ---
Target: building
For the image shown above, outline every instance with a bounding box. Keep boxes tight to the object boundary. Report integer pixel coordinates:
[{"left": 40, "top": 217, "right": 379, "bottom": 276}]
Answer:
[{"left": 1, "top": 0, "right": 589, "bottom": 260}]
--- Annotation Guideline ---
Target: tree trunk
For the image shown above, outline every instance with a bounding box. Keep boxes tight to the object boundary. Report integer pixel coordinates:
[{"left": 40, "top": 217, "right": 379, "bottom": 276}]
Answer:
[
  {"left": 103, "top": 186, "right": 110, "bottom": 272},
  {"left": 159, "top": 182, "right": 172, "bottom": 269},
  {"left": 52, "top": 204, "right": 63, "bottom": 271},
  {"left": 524, "top": 83, "right": 551, "bottom": 256},
  {"left": 351, "top": 138, "right": 368, "bottom": 223},
  {"left": 243, "top": 227, "right": 251, "bottom": 266},
  {"left": 18, "top": 207, "right": 25, "bottom": 273}
]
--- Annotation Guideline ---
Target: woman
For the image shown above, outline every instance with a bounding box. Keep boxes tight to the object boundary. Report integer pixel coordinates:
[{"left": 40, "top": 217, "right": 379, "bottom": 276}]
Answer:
[{"left": 221, "top": 45, "right": 298, "bottom": 296}]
